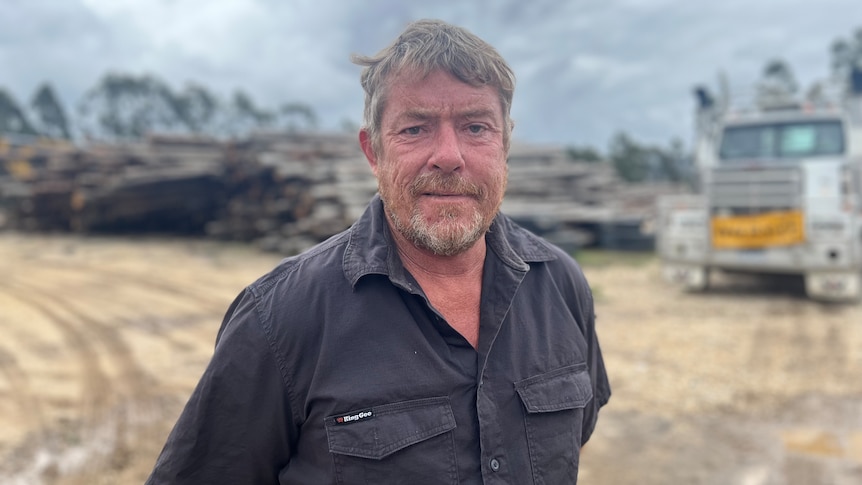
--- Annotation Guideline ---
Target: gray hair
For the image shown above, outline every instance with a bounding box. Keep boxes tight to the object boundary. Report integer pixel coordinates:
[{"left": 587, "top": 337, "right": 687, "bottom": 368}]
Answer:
[{"left": 351, "top": 19, "right": 516, "bottom": 153}]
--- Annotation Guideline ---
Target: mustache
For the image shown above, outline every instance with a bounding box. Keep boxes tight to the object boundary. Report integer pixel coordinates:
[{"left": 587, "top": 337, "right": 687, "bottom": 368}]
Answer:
[{"left": 408, "top": 173, "right": 485, "bottom": 198}]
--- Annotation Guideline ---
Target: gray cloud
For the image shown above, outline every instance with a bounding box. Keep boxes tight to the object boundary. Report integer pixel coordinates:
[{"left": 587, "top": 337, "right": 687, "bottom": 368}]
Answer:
[{"left": 1, "top": 0, "right": 859, "bottom": 150}]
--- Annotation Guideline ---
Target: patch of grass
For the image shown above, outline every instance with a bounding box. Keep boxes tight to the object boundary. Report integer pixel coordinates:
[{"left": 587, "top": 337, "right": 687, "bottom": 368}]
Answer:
[{"left": 572, "top": 249, "right": 656, "bottom": 268}]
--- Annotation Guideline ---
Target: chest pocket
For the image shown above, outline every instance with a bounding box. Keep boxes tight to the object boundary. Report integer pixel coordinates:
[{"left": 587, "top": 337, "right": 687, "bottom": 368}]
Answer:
[
  {"left": 515, "top": 363, "right": 593, "bottom": 485},
  {"left": 325, "top": 396, "right": 458, "bottom": 485}
]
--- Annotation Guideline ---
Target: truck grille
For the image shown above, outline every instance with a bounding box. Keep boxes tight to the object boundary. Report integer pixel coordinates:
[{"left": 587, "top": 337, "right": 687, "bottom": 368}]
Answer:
[{"left": 707, "top": 166, "right": 801, "bottom": 213}]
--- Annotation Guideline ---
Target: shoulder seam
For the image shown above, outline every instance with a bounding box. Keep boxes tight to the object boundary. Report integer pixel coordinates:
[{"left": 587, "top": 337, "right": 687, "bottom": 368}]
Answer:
[{"left": 251, "top": 294, "right": 303, "bottom": 426}]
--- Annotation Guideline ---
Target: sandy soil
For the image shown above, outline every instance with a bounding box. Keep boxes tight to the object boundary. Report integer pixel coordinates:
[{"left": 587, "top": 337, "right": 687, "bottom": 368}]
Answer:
[
  {"left": 0, "top": 233, "right": 860, "bottom": 484},
  {"left": 580, "top": 263, "right": 862, "bottom": 485}
]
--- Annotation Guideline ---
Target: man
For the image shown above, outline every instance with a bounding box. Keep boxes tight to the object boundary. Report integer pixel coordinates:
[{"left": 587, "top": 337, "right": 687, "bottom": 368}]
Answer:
[{"left": 146, "top": 18, "right": 610, "bottom": 485}]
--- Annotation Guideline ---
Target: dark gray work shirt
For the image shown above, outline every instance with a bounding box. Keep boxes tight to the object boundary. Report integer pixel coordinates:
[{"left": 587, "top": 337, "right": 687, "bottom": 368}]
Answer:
[{"left": 146, "top": 195, "right": 610, "bottom": 485}]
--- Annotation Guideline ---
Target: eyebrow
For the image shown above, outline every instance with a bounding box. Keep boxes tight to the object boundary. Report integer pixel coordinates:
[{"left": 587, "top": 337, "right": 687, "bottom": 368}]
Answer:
[
  {"left": 396, "top": 109, "right": 436, "bottom": 123},
  {"left": 461, "top": 108, "right": 499, "bottom": 121}
]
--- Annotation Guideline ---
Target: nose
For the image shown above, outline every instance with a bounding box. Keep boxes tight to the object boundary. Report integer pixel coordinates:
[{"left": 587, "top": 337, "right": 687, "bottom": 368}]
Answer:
[{"left": 427, "top": 124, "right": 465, "bottom": 173}]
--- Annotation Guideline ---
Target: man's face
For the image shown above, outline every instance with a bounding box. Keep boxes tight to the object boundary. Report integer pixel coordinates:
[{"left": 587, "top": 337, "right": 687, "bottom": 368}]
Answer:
[{"left": 360, "top": 69, "right": 509, "bottom": 256}]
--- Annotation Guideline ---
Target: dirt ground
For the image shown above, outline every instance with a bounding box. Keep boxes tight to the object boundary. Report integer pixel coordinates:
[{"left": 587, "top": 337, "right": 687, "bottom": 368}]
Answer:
[{"left": 0, "top": 233, "right": 860, "bottom": 485}]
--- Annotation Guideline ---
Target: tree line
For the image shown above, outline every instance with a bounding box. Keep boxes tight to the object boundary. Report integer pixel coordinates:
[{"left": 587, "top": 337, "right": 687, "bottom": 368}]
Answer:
[{"left": 0, "top": 73, "right": 320, "bottom": 142}]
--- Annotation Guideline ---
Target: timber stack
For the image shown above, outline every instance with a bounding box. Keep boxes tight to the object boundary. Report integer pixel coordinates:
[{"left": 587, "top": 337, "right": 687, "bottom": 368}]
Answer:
[{"left": 0, "top": 133, "right": 686, "bottom": 253}]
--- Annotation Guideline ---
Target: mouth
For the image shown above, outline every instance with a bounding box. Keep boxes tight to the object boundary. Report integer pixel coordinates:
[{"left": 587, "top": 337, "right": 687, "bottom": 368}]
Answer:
[
  {"left": 421, "top": 192, "right": 475, "bottom": 201},
  {"left": 424, "top": 192, "right": 464, "bottom": 197}
]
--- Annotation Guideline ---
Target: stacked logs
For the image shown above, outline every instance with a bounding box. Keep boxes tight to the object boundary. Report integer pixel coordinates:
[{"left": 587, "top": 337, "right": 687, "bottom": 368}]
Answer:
[
  {"left": 502, "top": 144, "right": 686, "bottom": 251},
  {"left": 0, "top": 136, "right": 227, "bottom": 233},
  {"left": 206, "top": 133, "right": 376, "bottom": 254},
  {"left": 0, "top": 132, "right": 686, "bottom": 253}
]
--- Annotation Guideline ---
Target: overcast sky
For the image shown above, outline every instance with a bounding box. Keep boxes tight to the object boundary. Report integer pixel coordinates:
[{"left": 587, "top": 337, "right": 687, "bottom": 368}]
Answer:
[{"left": 1, "top": 0, "right": 859, "bottom": 151}]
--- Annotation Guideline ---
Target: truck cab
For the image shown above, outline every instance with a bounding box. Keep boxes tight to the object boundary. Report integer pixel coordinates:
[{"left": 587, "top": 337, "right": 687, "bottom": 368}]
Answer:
[{"left": 657, "top": 73, "right": 862, "bottom": 301}]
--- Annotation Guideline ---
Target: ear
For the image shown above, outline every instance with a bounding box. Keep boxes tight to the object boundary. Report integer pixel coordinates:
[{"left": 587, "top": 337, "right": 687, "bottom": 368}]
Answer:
[{"left": 359, "top": 129, "right": 379, "bottom": 176}]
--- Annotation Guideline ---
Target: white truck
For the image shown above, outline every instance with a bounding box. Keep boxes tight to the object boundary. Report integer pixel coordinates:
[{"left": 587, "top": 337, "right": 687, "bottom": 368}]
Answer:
[{"left": 657, "top": 69, "right": 862, "bottom": 301}]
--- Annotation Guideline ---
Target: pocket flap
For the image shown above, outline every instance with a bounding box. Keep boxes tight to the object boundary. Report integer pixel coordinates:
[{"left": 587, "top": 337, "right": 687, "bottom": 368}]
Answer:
[
  {"left": 514, "top": 364, "right": 593, "bottom": 413},
  {"left": 325, "top": 396, "right": 456, "bottom": 460}
]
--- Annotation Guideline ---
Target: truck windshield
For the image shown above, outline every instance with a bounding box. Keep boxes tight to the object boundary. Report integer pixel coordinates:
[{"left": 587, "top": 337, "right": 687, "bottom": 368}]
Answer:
[{"left": 718, "top": 120, "right": 844, "bottom": 161}]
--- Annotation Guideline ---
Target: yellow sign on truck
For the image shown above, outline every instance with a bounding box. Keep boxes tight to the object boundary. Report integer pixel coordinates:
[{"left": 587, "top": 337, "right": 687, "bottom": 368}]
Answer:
[{"left": 711, "top": 210, "right": 805, "bottom": 249}]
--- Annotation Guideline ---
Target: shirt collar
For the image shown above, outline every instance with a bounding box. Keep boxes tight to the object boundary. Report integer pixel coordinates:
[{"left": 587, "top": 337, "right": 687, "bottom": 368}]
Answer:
[{"left": 342, "top": 194, "right": 558, "bottom": 287}]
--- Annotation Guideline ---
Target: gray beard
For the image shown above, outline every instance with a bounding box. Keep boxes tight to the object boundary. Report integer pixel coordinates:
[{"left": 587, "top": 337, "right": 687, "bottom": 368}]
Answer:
[{"left": 386, "top": 203, "right": 490, "bottom": 256}]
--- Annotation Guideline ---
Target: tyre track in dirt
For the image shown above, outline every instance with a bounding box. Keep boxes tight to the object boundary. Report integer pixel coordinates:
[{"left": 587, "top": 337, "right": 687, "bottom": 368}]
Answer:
[
  {"left": 21, "top": 278, "right": 162, "bottom": 471},
  {"left": 19, "top": 260, "right": 229, "bottom": 355},
  {"left": 0, "top": 268, "right": 202, "bottom": 484},
  {"left": 40, "top": 258, "right": 237, "bottom": 310},
  {"left": 0, "top": 282, "right": 116, "bottom": 479},
  {"left": 0, "top": 235, "right": 277, "bottom": 485},
  {"left": 0, "top": 345, "right": 47, "bottom": 442}
]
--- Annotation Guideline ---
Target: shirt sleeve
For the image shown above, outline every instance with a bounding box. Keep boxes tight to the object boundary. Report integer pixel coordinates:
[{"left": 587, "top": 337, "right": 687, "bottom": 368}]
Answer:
[
  {"left": 567, "top": 260, "right": 611, "bottom": 445},
  {"left": 578, "top": 282, "right": 611, "bottom": 446},
  {"left": 145, "top": 290, "right": 296, "bottom": 485}
]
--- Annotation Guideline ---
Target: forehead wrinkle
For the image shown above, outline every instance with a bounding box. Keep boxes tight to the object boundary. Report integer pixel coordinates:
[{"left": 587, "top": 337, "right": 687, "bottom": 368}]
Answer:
[
  {"left": 383, "top": 72, "right": 503, "bottom": 128},
  {"left": 393, "top": 105, "right": 500, "bottom": 125}
]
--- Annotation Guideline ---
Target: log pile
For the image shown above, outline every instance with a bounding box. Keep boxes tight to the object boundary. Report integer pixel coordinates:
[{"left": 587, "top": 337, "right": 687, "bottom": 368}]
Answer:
[
  {"left": 503, "top": 144, "right": 687, "bottom": 251},
  {"left": 207, "top": 132, "right": 376, "bottom": 254},
  {"left": 0, "top": 132, "right": 687, "bottom": 253},
  {"left": 0, "top": 136, "right": 229, "bottom": 233}
]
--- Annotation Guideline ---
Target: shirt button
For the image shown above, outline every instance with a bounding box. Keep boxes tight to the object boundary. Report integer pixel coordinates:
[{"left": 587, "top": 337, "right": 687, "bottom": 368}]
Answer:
[{"left": 490, "top": 458, "right": 500, "bottom": 471}]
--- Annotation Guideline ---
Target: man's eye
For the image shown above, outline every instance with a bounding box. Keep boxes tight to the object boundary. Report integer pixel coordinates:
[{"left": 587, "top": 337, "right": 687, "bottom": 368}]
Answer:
[
  {"left": 402, "top": 126, "right": 422, "bottom": 135},
  {"left": 468, "top": 124, "right": 485, "bottom": 134}
]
